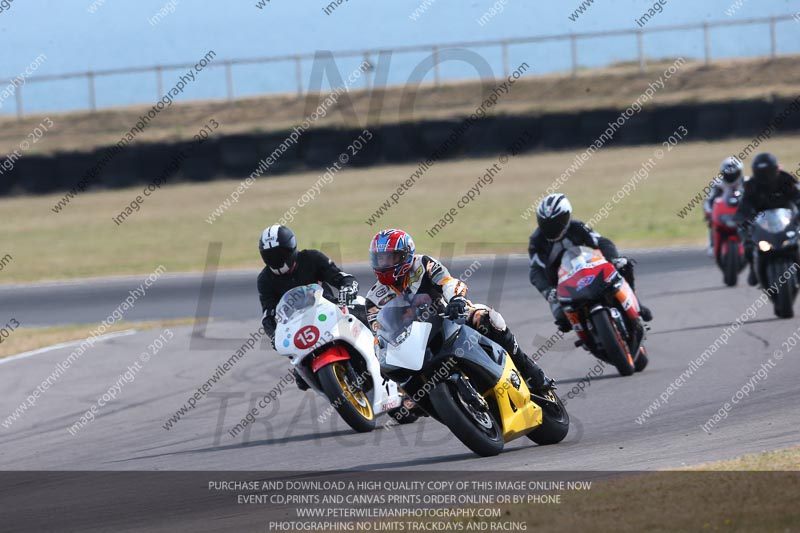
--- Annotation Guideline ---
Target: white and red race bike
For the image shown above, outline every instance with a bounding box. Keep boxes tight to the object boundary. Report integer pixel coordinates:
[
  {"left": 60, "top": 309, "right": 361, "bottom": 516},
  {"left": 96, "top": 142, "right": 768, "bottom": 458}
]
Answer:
[{"left": 275, "top": 283, "right": 410, "bottom": 432}]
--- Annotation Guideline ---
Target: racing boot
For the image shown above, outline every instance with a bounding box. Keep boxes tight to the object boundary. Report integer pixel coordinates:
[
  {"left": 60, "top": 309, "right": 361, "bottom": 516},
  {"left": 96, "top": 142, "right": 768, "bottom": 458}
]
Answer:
[
  {"left": 292, "top": 368, "right": 310, "bottom": 391},
  {"left": 614, "top": 258, "right": 653, "bottom": 322},
  {"left": 496, "top": 328, "right": 554, "bottom": 395},
  {"left": 517, "top": 352, "right": 555, "bottom": 396},
  {"left": 554, "top": 315, "right": 572, "bottom": 333},
  {"left": 551, "top": 302, "right": 572, "bottom": 333}
]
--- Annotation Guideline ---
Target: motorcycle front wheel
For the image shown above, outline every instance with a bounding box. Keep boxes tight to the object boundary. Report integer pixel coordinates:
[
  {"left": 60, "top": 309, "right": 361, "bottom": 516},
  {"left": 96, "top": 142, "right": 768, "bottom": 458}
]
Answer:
[
  {"left": 591, "top": 310, "right": 635, "bottom": 376},
  {"left": 770, "top": 259, "right": 796, "bottom": 319},
  {"left": 723, "top": 243, "right": 738, "bottom": 287},
  {"left": 317, "top": 361, "right": 376, "bottom": 433},
  {"left": 429, "top": 379, "right": 504, "bottom": 457},
  {"left": 634, "top": 347, "right": 649, "bottom": 372}
]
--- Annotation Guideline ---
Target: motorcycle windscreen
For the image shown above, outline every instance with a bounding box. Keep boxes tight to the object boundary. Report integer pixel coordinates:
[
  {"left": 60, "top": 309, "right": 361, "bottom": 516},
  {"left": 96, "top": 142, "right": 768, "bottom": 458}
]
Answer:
[
  {"left": 556, "top": 246, "right": 606, "bottom": 285},
  {"left": 755, "top": 208, "right": 795, "bottom": 234},
  {"left": 275, "top": 283, "right": 323, "bottom": 324},
  {"left": 717, "top": 213, "right": 737, "bottom": 228},
  {"left": 384, "top": 322, "right": 432, "bottom": 371}
]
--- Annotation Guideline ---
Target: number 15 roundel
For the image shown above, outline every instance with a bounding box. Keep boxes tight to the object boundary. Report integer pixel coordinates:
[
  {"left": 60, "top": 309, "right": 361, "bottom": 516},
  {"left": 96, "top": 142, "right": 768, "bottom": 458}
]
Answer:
[{"left": 294, "top": 325, "right": 320, "bottom": 349}]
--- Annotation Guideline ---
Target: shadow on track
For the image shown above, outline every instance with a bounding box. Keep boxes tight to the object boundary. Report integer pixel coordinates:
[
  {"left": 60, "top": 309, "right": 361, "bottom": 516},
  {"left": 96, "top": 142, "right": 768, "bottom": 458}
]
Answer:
[
  {"left": 649, "top": 317, "right": 782, "bottom": 336},
  {"left": 347, "top": 446, "right": 534, "bottom": 471},
  {"left": 348, "top": 414, "right": 589, "bottom": 470},
  {"left": 645, "top": 285, "right": 734, "bottom": 299},
  {"left": 556, "top": 374, "right": 618, "bottom": 385},
  {"left": 110, "top": 429, "right": 356, "bottom": 464}
]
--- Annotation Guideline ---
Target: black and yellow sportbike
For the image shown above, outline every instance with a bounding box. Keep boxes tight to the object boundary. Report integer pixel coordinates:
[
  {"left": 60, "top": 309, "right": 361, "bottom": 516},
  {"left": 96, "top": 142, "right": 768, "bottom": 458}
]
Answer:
[{"left": 375, "top": 294, "right": 569, "bottom": 457}]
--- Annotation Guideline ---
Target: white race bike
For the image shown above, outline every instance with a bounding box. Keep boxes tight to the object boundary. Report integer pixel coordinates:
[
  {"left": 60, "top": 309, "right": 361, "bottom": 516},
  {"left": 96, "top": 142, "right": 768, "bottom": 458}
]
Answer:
[{"left": 275, "top": 284, "right": 408, "bottom": 432}]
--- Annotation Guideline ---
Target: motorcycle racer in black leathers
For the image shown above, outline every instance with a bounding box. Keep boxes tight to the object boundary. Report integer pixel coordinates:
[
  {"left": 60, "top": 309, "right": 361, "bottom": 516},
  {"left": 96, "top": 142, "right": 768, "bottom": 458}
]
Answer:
[
  {"left": 257, "top": 224, "right": 360, "bottom": 390},
  {"left": 733, "top": 152, "right": 800, "bottom": 286},
  {"left": 365, "top": 228, "right": 554, "bottom": 394},
  {"left": 529, "top": 193, "right": 653, "bottom": 332}
]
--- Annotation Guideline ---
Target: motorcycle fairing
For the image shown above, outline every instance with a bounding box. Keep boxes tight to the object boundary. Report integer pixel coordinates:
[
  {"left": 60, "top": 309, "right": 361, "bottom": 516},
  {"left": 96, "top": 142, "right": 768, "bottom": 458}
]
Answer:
[
  {"left": 482, "top": 357, "right": 542, "bottom": 440},
  {"left": 311, "top": 345, "right": 350, "bottom": 372},
  {"left": 276, "top": 284, "right": 402, "bottom": 416},
  {"left": 384, "top": 321, "right": 432, "bottom": 371}
]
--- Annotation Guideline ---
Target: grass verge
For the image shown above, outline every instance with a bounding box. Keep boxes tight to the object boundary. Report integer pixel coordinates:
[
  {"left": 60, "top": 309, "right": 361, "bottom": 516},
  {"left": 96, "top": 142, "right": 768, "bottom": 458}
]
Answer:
[
  {"left": 2, "top": 134, "right": 799, "bottom": 283},
  {"left": 489, "top": 447, "right": 800, "bottom": 531},
  {"left": 682, "top": 445, "right": 800, "bottom": 471}
]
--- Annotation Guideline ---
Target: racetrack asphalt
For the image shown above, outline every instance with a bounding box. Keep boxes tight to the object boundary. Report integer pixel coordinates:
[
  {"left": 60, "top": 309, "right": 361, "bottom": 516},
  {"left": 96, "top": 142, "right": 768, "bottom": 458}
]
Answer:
[{"left": 1, "top": 247, "right": 798, "bottom": 475}]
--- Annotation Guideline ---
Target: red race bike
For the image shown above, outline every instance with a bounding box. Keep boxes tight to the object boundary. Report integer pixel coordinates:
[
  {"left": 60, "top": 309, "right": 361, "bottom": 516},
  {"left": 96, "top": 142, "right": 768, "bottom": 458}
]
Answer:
[
  {"left": 710, "top": 188, "right": 746, "bottom": 286},
  {"left": 556, "top": 246, "right": 648, "bottom": 376}
]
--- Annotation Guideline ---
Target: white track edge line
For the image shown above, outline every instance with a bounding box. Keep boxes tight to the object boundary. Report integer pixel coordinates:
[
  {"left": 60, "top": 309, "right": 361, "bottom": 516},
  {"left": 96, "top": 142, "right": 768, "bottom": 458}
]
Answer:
[{"left": 0, "top": 329, "right": 139, "bottom": 365}]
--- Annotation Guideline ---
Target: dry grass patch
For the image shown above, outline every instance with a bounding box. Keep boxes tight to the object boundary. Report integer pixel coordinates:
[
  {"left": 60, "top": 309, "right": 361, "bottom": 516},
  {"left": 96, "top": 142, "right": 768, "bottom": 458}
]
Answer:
[{"left": 1, "top": 134, "right": 799, "bottom": 283}]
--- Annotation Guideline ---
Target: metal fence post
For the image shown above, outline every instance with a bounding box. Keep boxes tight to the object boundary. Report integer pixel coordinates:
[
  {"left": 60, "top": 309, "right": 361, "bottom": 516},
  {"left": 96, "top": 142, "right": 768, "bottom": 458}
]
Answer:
[
  {"left": 155, "top": 66, "right": 163, "bottom": 98},
  {"left": 87, "top": 71, "right": 97, "bottom": 112},
  {"left": 570, "top": 34, "right": 578, "bottom": 77},
  {"left": 363, "top": 51, "right": 372, "bottom": 90},
  {"left": 502, "top": 41, "right": 510, "bottom": 79},
  {"left": 7, "top": 15, "right": 800, "bottom": 115},
  {"left": 294, "top": 56, "right": 303, "bottom": 97},
  {"left": 432, "top": 45, "right": 441, "bottom": 87},
  {"left": 14, "top": 83, "right": 22, "bottom": 119},
  {"left": 225, "top": 61, "right": 234, "bottom": 101},
  {"left": 769, "top": 17, "right": 777, "bottom": 59},
  {"left": 637, "top": 30, "right": 646, "bottom": 73}
]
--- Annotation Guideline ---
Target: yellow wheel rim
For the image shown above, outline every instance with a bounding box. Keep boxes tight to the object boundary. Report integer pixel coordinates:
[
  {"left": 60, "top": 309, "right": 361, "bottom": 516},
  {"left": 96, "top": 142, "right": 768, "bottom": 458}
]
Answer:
[{"left": 333, "top": 362, "right": 373, "bottom": 420}]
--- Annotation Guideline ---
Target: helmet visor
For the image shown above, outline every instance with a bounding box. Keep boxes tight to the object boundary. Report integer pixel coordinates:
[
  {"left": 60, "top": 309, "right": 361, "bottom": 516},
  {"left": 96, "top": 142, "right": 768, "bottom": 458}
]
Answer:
[
  {"left": 752, "top": 153, "right": 779, "bottom": 183},
  {"left": 262, "top": 247, "right": 295, "bottom": 269},
  {"left": 722, "top": 170, "right": 740, "bottom": 183},
  {"left": 753, "top": 166, "right": 778, "bottom": 182},
  {"left": 538, "top": 212, "right": 570, "bottom": 241},
  {"left": 370, "top": 250, "right": 407, "bottom": 272}
]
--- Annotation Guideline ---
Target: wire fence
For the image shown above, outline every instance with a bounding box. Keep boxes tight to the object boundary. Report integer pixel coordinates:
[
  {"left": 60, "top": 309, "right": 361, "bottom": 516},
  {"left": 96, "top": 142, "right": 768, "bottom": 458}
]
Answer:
[{"left": 4, "top": 13, "right": 800, "bottom": 118}]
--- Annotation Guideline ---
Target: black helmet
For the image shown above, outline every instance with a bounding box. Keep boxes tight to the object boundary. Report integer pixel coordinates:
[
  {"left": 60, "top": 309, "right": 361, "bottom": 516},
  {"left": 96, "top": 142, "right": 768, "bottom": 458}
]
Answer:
[
  {"left": 751, "top": 152, "right": 779, "bottom": 184},
  {"left": 536, "top": 193, "right": 573, "bottom": 241},
  {"left": 719, "top": 157, "right": 743, "bottom": 184},
  {"left": 259, "top": 224, "right": 298, "bottom": 275}
]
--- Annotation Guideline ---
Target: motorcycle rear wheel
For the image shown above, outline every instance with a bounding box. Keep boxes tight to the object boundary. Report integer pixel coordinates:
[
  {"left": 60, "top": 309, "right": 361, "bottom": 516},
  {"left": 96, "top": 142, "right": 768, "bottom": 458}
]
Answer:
[
  {"left": 526, "top": 389, "right": 569, "bottom": 445},
  {"left": 591, "top": 310, "right": 635, "bottom": 376},
  {"left": 317, "top": 361, "right": 376, "bottom": 433},
  {"left": 770, "top": 260, "right": 796, "bottom": 319},
  {"left": 430, "top": 379, "right": 504, "bottom": 457}
]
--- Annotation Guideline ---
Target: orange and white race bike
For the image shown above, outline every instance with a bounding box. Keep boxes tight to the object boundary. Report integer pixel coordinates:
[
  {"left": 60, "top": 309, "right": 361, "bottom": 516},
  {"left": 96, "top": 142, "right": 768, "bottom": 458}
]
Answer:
[
  {"left": 556, "top": 246, "right": 649, "bottom": 376},
  {"left": 275, "top": 284, "right": 411, "bottom": 432}
]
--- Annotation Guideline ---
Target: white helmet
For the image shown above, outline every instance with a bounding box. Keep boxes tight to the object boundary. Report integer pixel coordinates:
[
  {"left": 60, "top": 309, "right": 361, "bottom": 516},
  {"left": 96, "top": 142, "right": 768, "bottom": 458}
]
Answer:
[
  {"left": 536, "top": 193, "right": 573, "bottom": 241},
  {"left": 719, "top": 156, "right": 743, "bottom": 184}
]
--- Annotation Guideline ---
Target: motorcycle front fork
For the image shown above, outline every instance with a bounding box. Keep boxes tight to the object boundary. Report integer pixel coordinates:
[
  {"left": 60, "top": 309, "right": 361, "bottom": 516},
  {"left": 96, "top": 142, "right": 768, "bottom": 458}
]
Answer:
[
  {"left": 566, "top": 305, "right": 636, "bottom": 353},
  {"left": 565, "top": 310, "right": 590, "bottom": 346}
]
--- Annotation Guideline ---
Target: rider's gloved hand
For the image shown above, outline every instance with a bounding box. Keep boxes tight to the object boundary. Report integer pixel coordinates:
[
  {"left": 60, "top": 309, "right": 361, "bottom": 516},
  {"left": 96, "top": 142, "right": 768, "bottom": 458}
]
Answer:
[
  {"left": 612, "top": 257, "right": 628, "bottom": 270},
  {"left": 445, "top": 296, "right": 468, "bottom": 319},
  {"left": 546, "top": 288, "right": 558, "bottom": 304},
  {"left": 337, "top": 281, "right": 359, "bottom": 307}
]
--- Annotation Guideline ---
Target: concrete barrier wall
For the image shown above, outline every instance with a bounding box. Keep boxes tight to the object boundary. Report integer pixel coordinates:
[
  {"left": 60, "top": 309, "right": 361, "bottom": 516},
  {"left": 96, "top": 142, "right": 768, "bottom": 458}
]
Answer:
[{"left": 4, "top": 97, "right": 800, "bottom": 197}]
